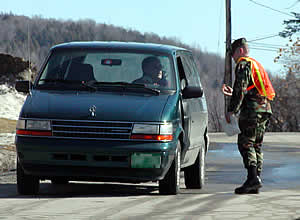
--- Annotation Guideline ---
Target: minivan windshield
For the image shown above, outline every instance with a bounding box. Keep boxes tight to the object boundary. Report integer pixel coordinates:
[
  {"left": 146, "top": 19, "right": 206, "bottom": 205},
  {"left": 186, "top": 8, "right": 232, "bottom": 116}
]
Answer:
[{"left": 36, "top": 50, "right": 176, "bottom": 92}]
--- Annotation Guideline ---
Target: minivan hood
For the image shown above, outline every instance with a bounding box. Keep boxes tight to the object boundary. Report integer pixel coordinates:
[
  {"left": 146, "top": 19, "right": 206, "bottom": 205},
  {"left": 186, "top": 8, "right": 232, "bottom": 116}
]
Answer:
[{"left": 21, "top": 90, "right": 172, "bottom": 122}]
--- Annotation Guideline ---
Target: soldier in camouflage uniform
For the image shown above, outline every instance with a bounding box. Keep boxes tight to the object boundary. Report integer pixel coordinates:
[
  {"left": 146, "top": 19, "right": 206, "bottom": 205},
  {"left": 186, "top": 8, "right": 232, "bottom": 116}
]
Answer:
[{"left": 222, "top": 38, "right": 274, "bottom": 194}]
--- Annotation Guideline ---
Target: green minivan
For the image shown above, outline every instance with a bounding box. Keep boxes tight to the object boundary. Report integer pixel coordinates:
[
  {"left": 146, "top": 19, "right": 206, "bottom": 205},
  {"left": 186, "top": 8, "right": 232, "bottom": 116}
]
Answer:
[{"left": 15, "top": 42, "right": 209, "bottom": 195}]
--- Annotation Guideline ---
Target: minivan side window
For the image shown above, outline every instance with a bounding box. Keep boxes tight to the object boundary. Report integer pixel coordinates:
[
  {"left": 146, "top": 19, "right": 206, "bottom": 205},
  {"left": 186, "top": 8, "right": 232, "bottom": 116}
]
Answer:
[
  {"left": 180, "top": 54, "right": 197, "bottom": 87},
  {"left": 186, "top": 54, "right": 202, "bottom": 88},
  {"left": 176, "top": 56, "right": 188, "bottom": 91}
]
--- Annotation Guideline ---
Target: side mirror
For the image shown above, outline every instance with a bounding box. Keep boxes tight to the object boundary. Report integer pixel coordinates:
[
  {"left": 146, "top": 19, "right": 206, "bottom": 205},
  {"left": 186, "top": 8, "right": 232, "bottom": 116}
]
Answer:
[
  {"left": 15, "top": 80, "right": 32, "bottom": 93},
  {"left": 182, "top": 86, "right": 203, "bottom": 99}
]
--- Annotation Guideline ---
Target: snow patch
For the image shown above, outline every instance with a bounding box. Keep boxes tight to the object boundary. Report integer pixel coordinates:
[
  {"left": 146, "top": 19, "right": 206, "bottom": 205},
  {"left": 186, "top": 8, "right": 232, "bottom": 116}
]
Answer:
[
  {"left": 0, "top": 84, "right": 26, "bottom": 120},
  {"left": 0, "top": 133, "right": 15, "bottom": 147}
]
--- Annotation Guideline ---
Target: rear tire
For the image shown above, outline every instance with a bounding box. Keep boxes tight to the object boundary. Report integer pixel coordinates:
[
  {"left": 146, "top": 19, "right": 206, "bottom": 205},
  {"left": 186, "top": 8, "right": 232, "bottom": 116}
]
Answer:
[
  {"left": 17, "top": 160, "right": 39, "bottom": 195},
  {"left": 184, "top": 146, "right": 205, "bottom": 189},
  {"left": 159, "top": 141, "right": 181, "bottom": 195}
]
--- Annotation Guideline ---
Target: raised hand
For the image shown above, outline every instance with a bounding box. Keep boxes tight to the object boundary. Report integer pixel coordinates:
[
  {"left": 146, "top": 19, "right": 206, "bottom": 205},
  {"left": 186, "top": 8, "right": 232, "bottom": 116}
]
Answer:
[{"left": 222, "top": 84, "right": 233, "bottom": 96}]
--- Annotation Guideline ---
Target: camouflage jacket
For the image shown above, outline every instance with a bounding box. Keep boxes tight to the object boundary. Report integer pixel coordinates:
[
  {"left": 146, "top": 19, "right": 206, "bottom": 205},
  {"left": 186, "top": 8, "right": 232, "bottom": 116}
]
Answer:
[{"left": 228, "top": 59, "right": 272, "bottom": 115}]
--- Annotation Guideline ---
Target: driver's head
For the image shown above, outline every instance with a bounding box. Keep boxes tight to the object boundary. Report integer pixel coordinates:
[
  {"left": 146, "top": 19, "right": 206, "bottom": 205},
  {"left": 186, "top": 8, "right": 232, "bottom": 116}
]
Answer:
[{"left": 142, "top": 56, "right": 163, "bottom": 80}]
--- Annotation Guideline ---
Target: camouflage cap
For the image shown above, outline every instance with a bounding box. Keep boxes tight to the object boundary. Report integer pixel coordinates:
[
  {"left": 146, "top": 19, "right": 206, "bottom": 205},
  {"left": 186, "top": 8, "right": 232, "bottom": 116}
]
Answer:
[{"left": 231, "top": 38, "right": 247, "bottom": 55}]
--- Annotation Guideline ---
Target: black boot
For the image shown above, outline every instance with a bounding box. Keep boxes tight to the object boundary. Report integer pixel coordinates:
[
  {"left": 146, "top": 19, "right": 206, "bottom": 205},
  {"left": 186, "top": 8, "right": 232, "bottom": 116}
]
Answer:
[
  {"left": 249, "top": 170, "right": 261, "bottom": 194},
  {"left": 235, "top": 166, "right": 262, "bottom": 194}
]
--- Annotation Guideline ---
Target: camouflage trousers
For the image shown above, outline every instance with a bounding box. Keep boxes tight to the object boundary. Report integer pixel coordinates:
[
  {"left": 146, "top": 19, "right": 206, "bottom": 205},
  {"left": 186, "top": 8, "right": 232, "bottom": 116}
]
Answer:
[{"left": 238, "top": 111, "right": 271, "bottom": 173}]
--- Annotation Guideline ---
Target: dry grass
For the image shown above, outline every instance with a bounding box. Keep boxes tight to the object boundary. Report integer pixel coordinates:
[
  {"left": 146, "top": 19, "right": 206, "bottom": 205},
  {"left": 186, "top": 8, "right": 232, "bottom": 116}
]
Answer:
[
  {"left": 0, "top": 118, "right": 16, "bottom": 133},
  {"left": 1, "top": 145, "right": 16, "bottom": 152}
]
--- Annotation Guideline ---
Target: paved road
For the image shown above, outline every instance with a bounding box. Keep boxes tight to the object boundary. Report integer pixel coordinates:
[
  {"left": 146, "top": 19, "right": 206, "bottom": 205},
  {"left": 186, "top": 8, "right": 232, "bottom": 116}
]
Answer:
[{"left": 0, "top": 132, "right": 299, "bottom": 220}]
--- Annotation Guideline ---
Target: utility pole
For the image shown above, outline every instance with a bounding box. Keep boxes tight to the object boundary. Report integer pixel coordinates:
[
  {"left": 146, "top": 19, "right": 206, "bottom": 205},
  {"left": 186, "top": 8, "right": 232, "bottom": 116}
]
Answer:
[{"left": 224, "top": 0, "right": 232, "bottom": 113}]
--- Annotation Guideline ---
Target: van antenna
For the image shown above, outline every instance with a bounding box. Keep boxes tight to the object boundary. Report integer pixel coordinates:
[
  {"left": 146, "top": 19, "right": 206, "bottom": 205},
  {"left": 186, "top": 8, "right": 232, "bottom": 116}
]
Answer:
[{"left": 27, "top": 21, "right": 32, "bottom": 96}]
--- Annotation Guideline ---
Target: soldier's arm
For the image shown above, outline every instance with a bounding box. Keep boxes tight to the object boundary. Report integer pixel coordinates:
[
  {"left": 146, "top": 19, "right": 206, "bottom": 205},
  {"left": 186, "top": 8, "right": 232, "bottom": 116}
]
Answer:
[{"left": 228, "top": 61, "right": 250, "bottom": 114}]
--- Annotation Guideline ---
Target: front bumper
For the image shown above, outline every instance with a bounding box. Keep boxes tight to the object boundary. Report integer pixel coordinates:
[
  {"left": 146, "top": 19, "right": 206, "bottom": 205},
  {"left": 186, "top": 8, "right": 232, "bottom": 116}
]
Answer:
[{"left": 16, "top": 136, "right": 177, "bottom": 182}]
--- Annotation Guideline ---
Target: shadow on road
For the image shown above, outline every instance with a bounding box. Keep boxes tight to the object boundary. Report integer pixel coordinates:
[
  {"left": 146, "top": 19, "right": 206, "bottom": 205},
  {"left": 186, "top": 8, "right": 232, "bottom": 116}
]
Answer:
[{"left": 0, "top": 181, "right": 160, "bottom": 199}]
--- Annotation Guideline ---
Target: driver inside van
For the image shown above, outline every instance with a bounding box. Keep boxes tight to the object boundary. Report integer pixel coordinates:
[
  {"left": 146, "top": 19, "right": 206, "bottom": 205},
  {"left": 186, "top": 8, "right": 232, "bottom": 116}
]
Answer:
[{"left": 133, "top": 56, "right": 168, "bottom": 87}]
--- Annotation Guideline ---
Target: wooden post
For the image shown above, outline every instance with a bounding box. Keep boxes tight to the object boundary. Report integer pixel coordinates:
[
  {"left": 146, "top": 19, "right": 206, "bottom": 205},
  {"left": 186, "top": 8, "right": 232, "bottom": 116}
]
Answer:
[{"left": 224, "top": 0, "right": 232, "bottom": 113}]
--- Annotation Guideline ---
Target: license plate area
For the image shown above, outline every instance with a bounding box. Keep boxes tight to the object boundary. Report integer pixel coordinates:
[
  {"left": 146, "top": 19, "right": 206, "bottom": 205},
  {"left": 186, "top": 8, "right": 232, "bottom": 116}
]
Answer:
[{"left": 131, "top": 153, "right": 161, "bottom": 168}]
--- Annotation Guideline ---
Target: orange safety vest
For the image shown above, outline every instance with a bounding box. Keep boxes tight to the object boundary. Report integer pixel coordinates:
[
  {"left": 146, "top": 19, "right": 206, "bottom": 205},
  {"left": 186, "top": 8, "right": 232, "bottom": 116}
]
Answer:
[{"left": 237, "top": 57, "right": 275, "bottom": 101}]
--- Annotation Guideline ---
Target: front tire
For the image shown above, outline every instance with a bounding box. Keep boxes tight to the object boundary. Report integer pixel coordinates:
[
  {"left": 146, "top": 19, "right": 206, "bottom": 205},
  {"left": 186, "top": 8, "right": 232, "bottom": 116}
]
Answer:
[
  {"left": 159, "top": 141, "right": 181, "bottom": 195},
  {"left": 184, "top": 146, "right": 205, "bottom": 189},
  {"left": 17, "top": 159, "right": 39, "bottom": 195}
]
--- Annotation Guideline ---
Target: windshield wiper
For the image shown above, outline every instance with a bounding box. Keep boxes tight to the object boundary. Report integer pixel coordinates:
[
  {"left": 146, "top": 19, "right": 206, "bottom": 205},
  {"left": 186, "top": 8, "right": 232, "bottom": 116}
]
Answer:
[
  {"left": 39, "top": 78, "right": 79, "bottom": 84},
  {"left": 38, "top": 79, "right": 97, "bottom": 91},
  {"left": 80, "top": 81, "right": 97, "bottom": 92},
  {"left": 89, "top": 81, "right": 160, "bottom": 95}
]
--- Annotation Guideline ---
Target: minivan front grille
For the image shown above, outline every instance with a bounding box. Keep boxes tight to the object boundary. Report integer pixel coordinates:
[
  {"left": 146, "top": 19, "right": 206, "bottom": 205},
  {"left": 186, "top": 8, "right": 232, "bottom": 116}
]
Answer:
[{"left": 52, "top": 120, "right": 133, "bottom": 140}]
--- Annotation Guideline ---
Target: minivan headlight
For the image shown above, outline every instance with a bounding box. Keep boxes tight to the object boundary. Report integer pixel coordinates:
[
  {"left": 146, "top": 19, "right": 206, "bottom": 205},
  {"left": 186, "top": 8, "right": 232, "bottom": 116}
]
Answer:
[
  {"left": 16, "top": 119, "right": 52, "bottom": 136},
  {"left": 132, "top": 124, "right": 159, "bottom": 134},
  {"left": 131, "top": 123, "right": 173, "bottom": 141},
  {"left": 26, "top": 120, "right": 51, "bottom": 130}
]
